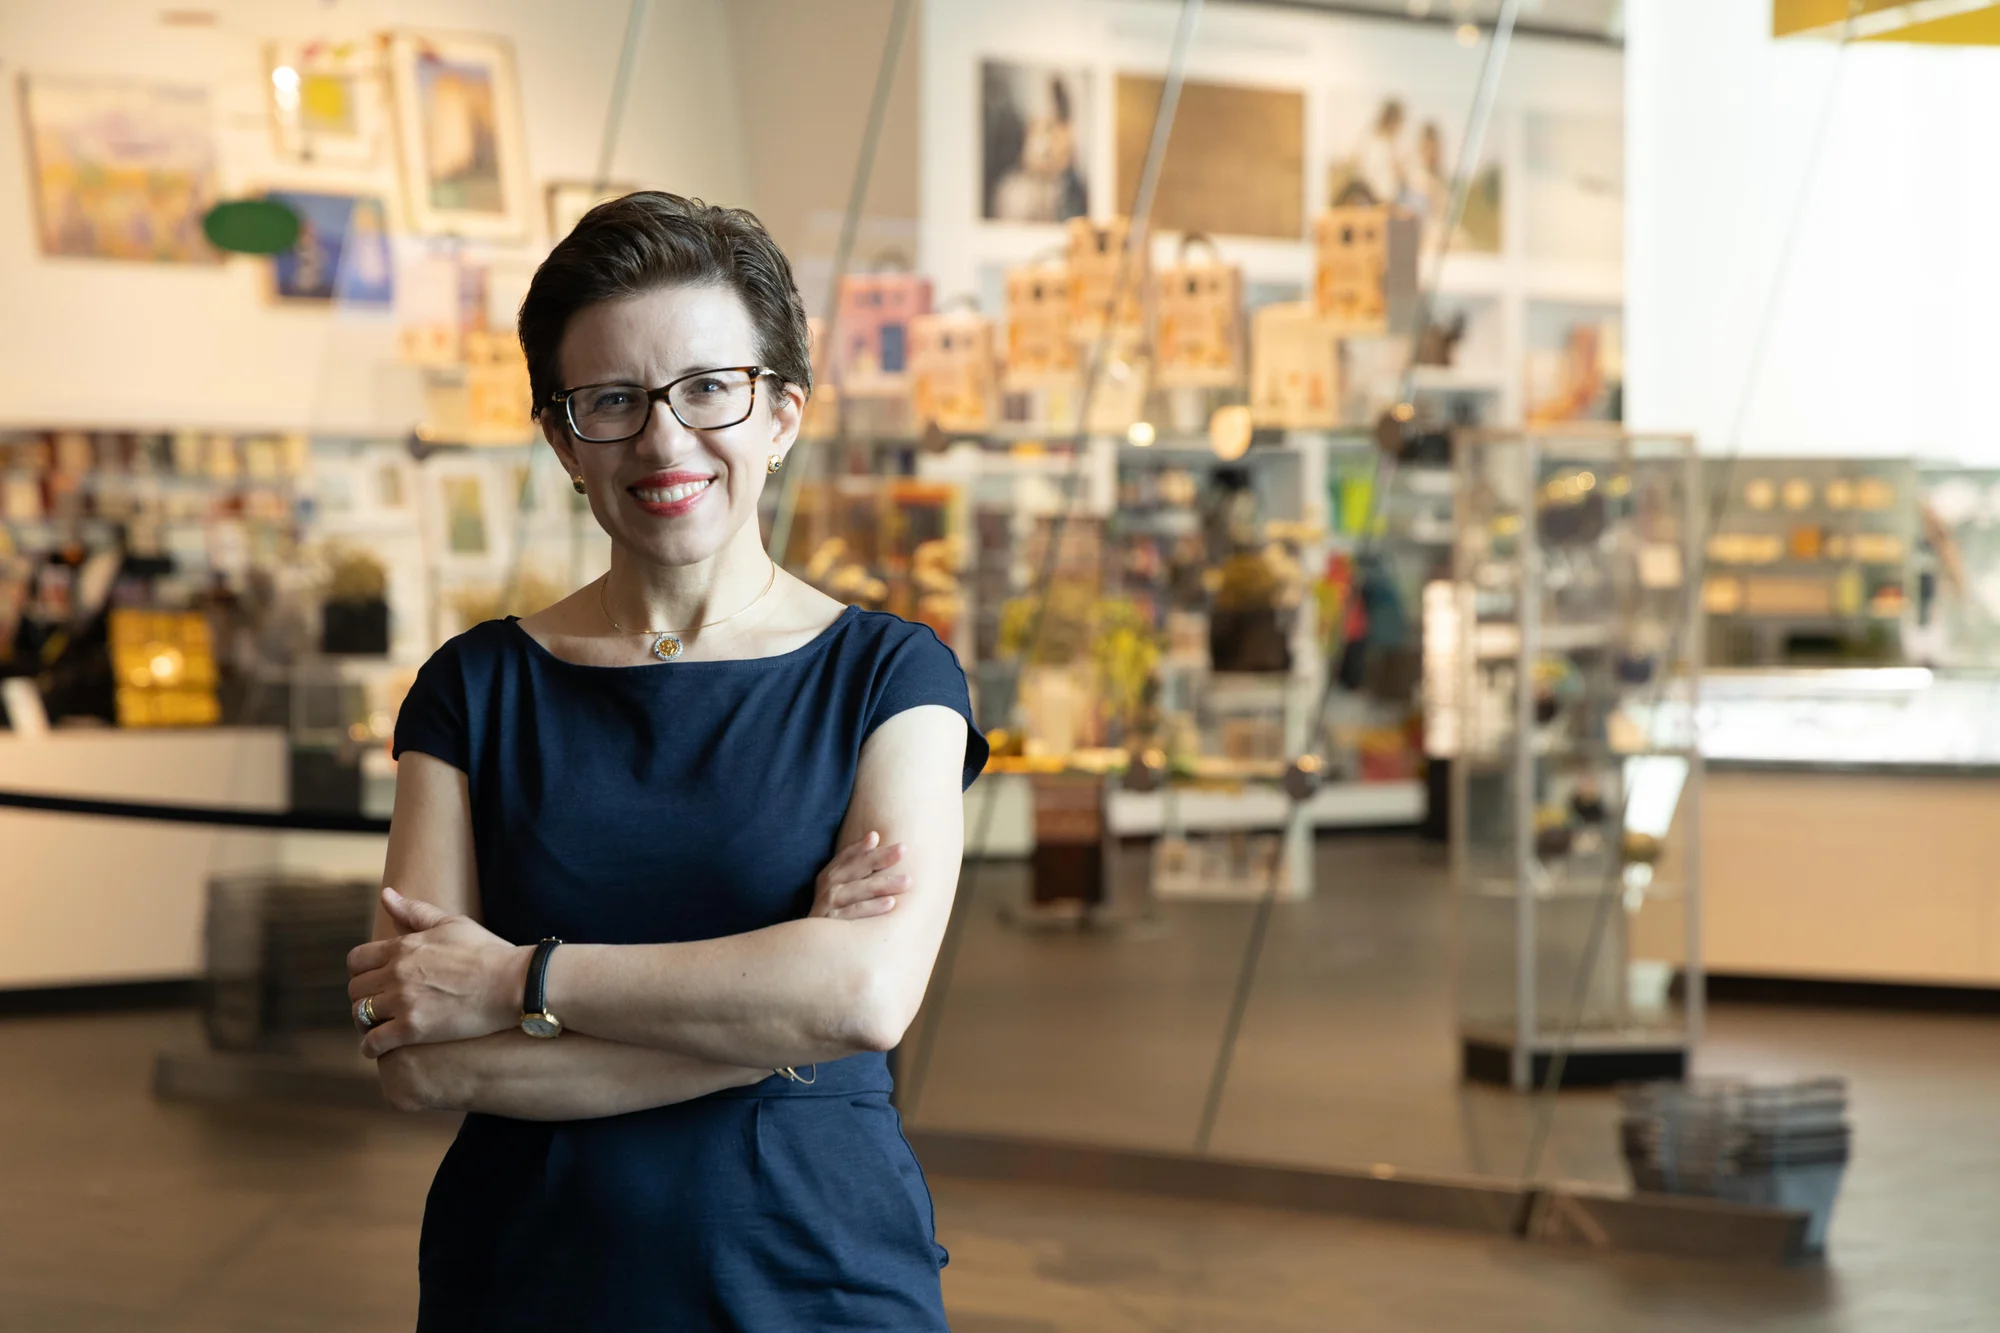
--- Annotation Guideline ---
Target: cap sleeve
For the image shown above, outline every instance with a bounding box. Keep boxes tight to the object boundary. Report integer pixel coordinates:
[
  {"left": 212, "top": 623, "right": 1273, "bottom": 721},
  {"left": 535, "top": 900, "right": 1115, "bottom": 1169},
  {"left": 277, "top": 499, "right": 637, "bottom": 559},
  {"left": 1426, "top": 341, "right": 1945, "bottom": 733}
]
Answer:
[
  {"left": 392, "top": 642, "right": 470, "bottom": 773},
  {"left": 864, "top": 625, "right": 990, "bottom": 791}
]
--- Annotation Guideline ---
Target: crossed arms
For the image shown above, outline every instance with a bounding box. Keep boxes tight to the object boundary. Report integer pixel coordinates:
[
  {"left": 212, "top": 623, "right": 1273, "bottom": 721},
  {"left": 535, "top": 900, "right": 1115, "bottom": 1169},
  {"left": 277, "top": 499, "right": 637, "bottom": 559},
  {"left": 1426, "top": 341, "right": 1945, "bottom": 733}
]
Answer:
[{"left": 346, "top": 705, "right": 968, "bottom": 1121}]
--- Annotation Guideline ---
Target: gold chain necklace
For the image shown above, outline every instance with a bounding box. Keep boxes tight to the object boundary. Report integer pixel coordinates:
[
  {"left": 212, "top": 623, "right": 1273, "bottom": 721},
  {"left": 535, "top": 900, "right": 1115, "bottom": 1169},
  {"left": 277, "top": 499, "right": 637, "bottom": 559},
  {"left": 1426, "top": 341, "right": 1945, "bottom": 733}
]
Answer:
[{"left": 597, "top": 562, "right": 779, "bottom": 661}]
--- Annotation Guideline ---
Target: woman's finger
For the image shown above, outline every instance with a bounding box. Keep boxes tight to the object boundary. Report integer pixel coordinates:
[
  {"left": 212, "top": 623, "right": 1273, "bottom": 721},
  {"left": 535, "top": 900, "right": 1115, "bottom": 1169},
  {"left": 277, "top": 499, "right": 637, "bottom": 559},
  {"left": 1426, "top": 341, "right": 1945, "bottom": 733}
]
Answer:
[
  {"left": 834, "top": 894, "right": 898, "bottom": 921},
  {"left": 347, "top": 964, "right": 396, "bottom": 1002},
  {"left": 361, "top": 1017, "right": 415, "bottom": 1060},
  {"left": 347, "top": 939, "right": 396, "bottom": 977},
  {"left": 824, "top": 841, "right": 905, "bottom": 888},
  {"left": 826, "top": 870, "right": 911, "bottom": 910},
  {"left": 382, "top": 887, "right": 452, "bottom": 933},
  {"left": 823, "top": 831, "right": 879, "bottom": 879}
]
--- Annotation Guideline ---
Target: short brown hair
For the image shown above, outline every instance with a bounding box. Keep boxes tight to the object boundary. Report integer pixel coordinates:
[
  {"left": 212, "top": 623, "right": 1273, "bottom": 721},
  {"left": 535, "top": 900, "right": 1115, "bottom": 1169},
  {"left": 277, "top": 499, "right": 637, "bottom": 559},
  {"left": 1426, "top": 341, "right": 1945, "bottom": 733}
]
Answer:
[{"left": 518, "top": 192, "right": 812, "bottom": 422}]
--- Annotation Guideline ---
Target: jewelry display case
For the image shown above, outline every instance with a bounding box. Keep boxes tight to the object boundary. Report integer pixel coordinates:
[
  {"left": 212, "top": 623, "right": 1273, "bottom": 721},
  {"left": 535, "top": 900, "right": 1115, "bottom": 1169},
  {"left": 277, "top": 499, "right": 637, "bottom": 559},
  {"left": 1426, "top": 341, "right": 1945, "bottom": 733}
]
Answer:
[
  {"left": 1450, "top": 428, "right": 1703, "bottom": 1088},
  {"left": 1701, "top": 457, "right": 1913, "bottom": 668}
]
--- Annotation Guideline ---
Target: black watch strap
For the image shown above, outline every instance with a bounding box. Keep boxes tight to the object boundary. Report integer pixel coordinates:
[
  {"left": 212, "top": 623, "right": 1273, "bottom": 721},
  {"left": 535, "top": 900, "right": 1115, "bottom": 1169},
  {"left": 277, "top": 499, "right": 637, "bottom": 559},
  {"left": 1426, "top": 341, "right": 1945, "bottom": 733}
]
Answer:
[{"left": 524, "top": 938, "right": 562, "bottom": 1015}]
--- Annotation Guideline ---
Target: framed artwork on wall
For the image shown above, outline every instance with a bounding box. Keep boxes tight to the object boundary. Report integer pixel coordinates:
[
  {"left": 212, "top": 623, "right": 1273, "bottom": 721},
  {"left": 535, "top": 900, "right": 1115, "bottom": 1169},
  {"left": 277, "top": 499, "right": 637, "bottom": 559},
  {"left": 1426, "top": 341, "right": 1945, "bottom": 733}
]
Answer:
[
  {"left": 263, "top": 189, "right": 395, "bottom": 305},
  {"left": 1326, "top": 93, "right": 1503, "bottom": 256},
  {"left": 981, "top": 61, "right": 1091, "bottom": 224},
  {"left": 1116, "top": 74, "right": 1304, "bottom": 240},
  {"left": 384, "top": 30, "right": 532, "bottom": 240},
  {"left": 19, "top": 76, "right": 220, "bottom": 263},
  {"left": 265, "top": 40, "right": 386, "bottom": 167}
]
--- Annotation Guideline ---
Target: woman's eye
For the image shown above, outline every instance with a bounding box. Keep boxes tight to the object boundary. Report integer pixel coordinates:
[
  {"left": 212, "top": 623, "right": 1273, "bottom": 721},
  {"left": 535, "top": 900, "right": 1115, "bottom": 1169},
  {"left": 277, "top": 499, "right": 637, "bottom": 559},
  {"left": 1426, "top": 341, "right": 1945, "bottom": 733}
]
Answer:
[
  {"left": 688, "top": 379, "right": 726, "bottom": 396},
  {"left": 593, "top": 390, "right": 636, "bottom": 409}
]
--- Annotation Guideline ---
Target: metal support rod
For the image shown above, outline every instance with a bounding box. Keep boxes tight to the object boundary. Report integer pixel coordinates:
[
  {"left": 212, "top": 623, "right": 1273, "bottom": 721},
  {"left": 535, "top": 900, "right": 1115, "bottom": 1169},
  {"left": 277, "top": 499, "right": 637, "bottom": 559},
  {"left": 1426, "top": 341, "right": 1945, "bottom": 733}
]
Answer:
[
  {"left": 767, "top": 0, "right": 915, "bottom": 566},
  {"left": 593, "top": 0, "right": 652, "bottom": 193},
  {"left": 1192, "top": 802, "right": 1288, "bottom": 1154},
  {"left": 899, "top": 0, "right": 1204, "bottom": 1122}
]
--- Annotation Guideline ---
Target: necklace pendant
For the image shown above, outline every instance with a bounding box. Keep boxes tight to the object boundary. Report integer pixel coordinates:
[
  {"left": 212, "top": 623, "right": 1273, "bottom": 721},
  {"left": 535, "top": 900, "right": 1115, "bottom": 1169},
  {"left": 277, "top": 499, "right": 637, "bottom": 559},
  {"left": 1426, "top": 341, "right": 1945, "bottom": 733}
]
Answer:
[{"left": 651, "top": 632, "right": 684, "bottom": 661}]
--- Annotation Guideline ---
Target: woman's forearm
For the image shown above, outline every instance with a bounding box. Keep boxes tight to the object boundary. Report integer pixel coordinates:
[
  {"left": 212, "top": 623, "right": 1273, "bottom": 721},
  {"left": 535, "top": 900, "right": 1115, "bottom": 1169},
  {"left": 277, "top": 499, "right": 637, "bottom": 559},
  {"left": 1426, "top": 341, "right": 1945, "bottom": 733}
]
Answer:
[
  {"left": 378, "top": 1030, "right": 767, "bottom": 1120},
  {"left": 543, "top": 916, "right": 914, "bottom": 1069}
]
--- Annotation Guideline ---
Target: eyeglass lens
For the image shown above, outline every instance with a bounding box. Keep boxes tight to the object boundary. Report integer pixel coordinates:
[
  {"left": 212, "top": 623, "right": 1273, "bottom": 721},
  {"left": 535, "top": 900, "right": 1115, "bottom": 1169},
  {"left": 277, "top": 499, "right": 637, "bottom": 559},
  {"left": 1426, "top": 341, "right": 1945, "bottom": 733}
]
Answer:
[{"left": 569, "top": 370, "right": 757, "bottom": 440}]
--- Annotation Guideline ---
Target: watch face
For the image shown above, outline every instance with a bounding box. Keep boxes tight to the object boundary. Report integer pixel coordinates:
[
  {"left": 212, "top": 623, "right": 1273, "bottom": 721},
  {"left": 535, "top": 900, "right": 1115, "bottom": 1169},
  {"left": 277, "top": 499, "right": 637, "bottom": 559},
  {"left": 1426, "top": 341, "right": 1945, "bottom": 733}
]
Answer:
[{"left": 521, "top": 1013, "right": 562, "bottom": 1039}]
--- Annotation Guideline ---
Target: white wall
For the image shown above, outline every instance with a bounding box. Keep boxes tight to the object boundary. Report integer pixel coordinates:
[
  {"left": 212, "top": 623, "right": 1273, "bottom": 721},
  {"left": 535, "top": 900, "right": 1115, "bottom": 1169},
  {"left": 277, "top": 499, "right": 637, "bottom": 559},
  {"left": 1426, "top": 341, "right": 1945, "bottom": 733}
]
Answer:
[
  {"left": 1626, "top": 0, "right": 2000, "bottom": 460},
  {"left": 919, "top": 0, "right": 1623, "bottom": 302},
  {"left": 0, "top": 0, "right": 749, "bottom": 435}
]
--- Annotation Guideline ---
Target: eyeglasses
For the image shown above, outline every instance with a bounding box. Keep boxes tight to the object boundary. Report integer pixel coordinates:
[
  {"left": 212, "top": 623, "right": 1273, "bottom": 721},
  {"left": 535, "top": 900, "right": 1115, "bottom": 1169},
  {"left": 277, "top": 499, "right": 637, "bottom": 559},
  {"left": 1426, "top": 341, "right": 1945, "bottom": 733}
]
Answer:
[{"left": 549, "top": 365, "right": 771, "bottom": 442}]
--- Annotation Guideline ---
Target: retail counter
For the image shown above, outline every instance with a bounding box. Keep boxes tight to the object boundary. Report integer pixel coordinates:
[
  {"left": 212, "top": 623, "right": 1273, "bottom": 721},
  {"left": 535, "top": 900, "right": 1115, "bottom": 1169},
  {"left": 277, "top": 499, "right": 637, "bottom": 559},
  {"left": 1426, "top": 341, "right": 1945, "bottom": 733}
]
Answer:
[
  {"left": 1640, "top": 670, "right": 2000, "bottom": 987},
  {"left": 0, "top": 729, "right": 388, "bottom": 992}
]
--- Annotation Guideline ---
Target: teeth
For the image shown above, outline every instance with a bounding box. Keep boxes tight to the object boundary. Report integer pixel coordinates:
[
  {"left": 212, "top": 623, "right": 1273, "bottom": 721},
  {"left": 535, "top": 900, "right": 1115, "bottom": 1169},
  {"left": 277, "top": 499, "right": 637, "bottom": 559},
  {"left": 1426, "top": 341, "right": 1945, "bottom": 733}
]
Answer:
[{"left": 633, "top": 479, "right": 713, "bottom": 504}]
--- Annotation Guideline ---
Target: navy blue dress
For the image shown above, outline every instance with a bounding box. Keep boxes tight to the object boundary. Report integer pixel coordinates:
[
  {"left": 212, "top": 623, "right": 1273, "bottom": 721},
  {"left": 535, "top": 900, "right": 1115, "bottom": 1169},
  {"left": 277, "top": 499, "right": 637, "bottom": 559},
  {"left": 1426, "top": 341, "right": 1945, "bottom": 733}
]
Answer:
[{"left": 391, "top": 606, "right": 987, "bottom": 1331}]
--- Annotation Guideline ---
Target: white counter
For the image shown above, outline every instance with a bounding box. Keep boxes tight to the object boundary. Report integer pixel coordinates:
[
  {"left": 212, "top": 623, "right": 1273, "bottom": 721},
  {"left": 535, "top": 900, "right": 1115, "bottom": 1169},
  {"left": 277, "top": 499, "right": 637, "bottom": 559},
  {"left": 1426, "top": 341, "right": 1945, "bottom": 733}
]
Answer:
[{"left": 0, "top": 729, "right": 387, "bottom": 990}]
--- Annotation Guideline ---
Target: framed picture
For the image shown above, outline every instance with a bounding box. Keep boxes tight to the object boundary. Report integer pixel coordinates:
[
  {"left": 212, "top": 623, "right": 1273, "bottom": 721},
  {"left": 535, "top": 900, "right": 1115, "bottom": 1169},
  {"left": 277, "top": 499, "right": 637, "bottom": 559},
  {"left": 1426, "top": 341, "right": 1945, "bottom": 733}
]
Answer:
[
  {"left": 384, "top": 30, "right": 532, "bottom": 240},
  {"left": 981, "top": 62, "right": 1091, "bottom": 224},
  {"left": 1327, "top": 93, "right": 1503, "bottom": 255},
  {"left": 1117, "top": 75, "right": 1304, "bottom": 240},
  {"left": 264, "top": 189, "right": 395, "bottom": 305},
  {"left": 545, "top": 180, "right": 634, "bottom": 242},
  {"left": 19, "top": 76, "right": 220, "bottom": 263},
  {"left": 265, "top": 40, "right": 386, "bottom": 167}
]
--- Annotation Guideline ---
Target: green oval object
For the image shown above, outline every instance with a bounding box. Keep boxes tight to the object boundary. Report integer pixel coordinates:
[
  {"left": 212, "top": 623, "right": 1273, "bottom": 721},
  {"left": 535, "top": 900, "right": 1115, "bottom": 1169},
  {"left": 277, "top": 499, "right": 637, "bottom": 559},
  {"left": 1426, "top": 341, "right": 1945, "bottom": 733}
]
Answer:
[{"left": 202, "top": 198, "right": 302, "bottom": 255}]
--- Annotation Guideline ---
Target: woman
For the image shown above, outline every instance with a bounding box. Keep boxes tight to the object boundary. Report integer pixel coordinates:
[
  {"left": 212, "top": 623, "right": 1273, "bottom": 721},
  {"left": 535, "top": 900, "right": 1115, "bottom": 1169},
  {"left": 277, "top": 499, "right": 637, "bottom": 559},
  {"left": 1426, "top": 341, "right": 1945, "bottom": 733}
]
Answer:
[{"left": 344, "top": 192, "right": 987, "bottom": 1330}]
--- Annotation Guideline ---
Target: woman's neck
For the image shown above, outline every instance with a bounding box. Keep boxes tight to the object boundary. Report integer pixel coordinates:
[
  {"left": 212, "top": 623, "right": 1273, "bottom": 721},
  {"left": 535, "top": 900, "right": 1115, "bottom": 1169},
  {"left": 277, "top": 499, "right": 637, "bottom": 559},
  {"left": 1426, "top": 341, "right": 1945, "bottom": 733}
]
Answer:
[{"left": 600, "top": 527, "right": 774, "bottom": 635}]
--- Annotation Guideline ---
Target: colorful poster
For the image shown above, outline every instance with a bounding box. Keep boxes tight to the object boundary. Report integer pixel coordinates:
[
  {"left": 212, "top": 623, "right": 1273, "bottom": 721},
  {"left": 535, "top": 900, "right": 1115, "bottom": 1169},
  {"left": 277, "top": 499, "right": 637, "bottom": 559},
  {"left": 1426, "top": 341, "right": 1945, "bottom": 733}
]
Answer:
[
  {"left": 21, "top": 77, "right": 219, "bottom": 263},
  {"left": 265, "top": 190, "right": 394, "bottom": 305}
]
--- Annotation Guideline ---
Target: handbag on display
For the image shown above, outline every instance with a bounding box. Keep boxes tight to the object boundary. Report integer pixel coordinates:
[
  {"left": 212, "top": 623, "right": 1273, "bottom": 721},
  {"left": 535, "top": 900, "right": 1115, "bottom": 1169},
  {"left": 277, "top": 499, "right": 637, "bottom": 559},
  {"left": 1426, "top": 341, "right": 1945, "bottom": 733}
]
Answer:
[
  {"left": 1154, "top": 233, "right": 1245, "bottom": 389},
  {"left": 908, "top": 302, "right": 999, "bottom": 433},
  {"left": 1313, "top": 205, "right": 1420, "bottom": 335},
  {"left": 1066, "top": 216, "right": 1149, "bottom": 342},
  {"left": 1004, "top": 258, "right": 1077, "bottom": 389},
  {"left": 1250, "top": 301, "right": 1342, "bottom": 429},
  {"left": 834, "top": 262, "right": 933, "bottom": 397}
]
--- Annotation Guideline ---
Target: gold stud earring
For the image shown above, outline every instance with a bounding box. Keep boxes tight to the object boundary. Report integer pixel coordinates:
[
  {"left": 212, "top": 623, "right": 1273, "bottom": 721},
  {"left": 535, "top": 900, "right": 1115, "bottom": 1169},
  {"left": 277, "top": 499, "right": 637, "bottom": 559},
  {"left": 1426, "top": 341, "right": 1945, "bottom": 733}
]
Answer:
[
  {"left": 767, "top": 454, "right": 784, "bottom": 475},
  {"left": 571, "top": 476, "right": 586, "bottom": 495}
]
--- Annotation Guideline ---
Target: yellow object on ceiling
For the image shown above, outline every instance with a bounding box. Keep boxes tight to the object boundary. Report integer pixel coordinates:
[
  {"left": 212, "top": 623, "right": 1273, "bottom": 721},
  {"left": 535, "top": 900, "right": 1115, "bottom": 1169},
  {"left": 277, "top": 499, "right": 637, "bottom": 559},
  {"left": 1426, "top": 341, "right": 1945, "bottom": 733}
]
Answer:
[
  {"left": 1773, "top": 0, "right": 2000, "bottom": 43},
  {"left": 1859, "top": 6, "right": 2000, "bottom": 41}
]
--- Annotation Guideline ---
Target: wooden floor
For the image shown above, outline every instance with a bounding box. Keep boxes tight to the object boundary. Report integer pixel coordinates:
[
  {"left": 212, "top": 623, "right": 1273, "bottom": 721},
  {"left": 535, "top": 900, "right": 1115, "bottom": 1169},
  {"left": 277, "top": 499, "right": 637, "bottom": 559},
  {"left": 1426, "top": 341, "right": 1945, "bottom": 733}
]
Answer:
[{"left": 2, "top": 836, "right": 1998, "bottom": 1330}]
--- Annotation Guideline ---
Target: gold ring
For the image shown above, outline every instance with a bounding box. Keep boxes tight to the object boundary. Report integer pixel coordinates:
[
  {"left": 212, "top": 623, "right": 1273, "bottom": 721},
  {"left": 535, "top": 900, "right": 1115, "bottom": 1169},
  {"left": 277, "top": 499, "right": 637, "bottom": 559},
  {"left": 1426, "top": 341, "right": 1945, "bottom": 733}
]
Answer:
[{"left": 355, "top": 996, "right": 378, "bottom": 1032}]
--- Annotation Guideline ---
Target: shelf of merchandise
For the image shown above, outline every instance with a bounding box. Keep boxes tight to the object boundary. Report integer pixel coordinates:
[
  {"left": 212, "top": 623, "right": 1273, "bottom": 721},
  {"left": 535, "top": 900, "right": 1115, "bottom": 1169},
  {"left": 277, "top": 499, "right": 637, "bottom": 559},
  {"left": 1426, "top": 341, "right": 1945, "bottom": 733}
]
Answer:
[{"left": 1450, "top": 428, "right": 1704, "bottom": 1091}]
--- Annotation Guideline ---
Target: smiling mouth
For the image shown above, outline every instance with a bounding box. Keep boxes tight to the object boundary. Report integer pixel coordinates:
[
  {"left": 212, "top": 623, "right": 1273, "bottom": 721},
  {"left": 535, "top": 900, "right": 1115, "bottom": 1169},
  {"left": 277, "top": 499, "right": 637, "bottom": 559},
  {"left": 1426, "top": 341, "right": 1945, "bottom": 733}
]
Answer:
[{"left": 630, "top": 478, "right": 714, "bottom": 504}]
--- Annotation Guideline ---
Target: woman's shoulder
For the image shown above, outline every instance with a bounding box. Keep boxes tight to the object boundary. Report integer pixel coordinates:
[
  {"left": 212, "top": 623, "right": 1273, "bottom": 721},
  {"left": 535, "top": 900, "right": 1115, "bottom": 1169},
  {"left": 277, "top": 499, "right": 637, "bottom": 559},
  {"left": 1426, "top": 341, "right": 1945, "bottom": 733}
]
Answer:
[
  {"left": 835, "top": 608, "right": 958, "bottom": 666},
  {"left": 414, "top": 618, "right": 524, "bottom": 680}
]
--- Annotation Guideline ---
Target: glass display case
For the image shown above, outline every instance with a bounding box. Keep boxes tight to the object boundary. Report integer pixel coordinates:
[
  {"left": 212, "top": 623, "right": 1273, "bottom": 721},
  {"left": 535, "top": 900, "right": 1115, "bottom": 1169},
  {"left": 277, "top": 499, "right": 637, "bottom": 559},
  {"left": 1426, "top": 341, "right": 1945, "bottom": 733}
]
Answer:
[
  {"left": 1699, "top": 667, "right": 2000, "bottom": 770},
  {"left": 1450, "top": 428, "right": 1703, "bottom": 1089},
  {"left": 1702, "top": 456, "right": 1913, "bottom": 668}
]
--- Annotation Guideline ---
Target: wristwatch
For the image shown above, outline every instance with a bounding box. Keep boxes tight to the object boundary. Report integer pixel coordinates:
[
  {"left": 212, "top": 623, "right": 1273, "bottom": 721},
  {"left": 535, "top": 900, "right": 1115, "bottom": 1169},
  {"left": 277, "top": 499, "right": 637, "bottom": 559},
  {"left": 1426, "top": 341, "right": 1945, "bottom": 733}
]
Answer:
[{"left": 520, "top": 938, "right": 563, "bottom": 1038}]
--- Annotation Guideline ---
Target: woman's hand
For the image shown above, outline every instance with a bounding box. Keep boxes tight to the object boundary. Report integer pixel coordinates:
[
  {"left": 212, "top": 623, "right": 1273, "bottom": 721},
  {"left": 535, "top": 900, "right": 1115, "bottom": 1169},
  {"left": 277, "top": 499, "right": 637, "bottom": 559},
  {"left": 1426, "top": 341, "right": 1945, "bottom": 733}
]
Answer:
[
  {"left": 347, "top": 888, "right": 529, "bottom": 1059},
  {"left": 377, "top": 1045, "right": 459, "bottom": 1113},
  {"left": 810, "top": 830, "right": 911, "bottom": 921}
]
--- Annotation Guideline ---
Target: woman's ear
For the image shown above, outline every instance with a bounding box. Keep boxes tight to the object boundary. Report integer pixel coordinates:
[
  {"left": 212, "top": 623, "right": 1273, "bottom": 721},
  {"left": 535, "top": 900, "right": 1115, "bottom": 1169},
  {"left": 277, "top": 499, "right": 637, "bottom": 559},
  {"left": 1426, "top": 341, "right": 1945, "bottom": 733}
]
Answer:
[
  {"left": 539, "top": 412, "right": 582, "bottom": 479},
  {"left": 769, "top": 381, "right": 806, "bottom": 452}
]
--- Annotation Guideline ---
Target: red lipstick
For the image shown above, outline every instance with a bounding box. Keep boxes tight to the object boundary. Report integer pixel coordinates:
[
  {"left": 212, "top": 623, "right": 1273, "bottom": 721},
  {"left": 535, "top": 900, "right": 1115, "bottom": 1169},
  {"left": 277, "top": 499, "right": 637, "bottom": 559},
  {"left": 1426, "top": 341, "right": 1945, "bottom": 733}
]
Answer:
[{"left": 626, "top": 470, "right": 717, "bottom": 518}]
